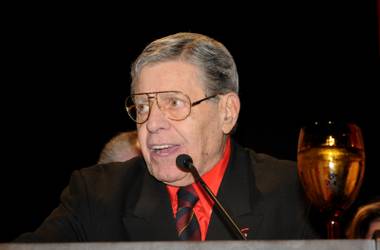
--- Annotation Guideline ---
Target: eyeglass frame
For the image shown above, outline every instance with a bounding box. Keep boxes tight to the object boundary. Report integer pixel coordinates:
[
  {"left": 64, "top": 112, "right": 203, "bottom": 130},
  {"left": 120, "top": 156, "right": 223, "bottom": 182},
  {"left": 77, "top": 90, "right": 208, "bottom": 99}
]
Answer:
[{"left": 125, "top": 90, "right": 218, "bottom": 124}]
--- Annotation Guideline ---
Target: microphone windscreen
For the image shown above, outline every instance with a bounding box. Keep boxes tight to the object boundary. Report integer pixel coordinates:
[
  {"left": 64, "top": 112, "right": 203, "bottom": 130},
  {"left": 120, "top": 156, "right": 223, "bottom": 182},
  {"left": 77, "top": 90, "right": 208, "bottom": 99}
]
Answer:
[{"left": 176, "top": 154, "right": 193, "bottom": 170}]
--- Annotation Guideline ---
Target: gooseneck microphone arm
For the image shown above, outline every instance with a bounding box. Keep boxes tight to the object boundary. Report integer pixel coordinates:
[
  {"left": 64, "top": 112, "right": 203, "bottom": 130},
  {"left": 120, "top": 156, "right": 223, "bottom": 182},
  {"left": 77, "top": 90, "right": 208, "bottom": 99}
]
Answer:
[{"left": 176, "top": 154, "right": 247, "bottom": 240}]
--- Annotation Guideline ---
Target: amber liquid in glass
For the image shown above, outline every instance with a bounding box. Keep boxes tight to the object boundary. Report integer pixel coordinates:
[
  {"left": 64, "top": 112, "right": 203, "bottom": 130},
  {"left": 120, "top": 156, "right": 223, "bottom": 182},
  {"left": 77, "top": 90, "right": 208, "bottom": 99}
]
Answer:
[{"left": 297, "top": 146, "right": 365, "bottom": 213}]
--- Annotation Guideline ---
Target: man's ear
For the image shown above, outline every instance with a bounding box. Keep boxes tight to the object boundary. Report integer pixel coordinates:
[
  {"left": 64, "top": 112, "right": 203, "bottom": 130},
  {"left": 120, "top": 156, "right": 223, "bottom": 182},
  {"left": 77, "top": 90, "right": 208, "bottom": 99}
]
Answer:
[{"left": 219, "top": 92, "right": 240, "bottom": 134}]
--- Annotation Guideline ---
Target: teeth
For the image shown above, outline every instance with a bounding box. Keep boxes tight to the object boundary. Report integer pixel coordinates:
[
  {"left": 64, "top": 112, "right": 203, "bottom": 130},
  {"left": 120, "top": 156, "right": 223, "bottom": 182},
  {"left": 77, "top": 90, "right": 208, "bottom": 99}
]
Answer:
[{"left": 151, "top": 145, "right": 171, "bottom": 150}]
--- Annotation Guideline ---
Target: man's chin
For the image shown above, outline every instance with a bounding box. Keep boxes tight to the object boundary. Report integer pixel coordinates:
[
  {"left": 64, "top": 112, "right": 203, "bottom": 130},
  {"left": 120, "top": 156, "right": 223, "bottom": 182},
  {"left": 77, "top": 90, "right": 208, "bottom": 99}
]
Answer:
[{"left": 155, "top": 172, "right": 193, "bottom": 187}]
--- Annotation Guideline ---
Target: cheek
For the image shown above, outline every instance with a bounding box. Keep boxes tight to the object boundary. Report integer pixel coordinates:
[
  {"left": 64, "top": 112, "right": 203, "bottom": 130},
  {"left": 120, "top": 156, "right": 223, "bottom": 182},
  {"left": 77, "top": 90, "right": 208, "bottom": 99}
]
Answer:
[
  {"left": 137, "top": 128, "right": 147, "bottom": 151},
  {"left": 195, "top": 115, "right": 222, "bottom": 150},
  {"left": 200, "top": 112, "right": 222, "bottom": 135}
]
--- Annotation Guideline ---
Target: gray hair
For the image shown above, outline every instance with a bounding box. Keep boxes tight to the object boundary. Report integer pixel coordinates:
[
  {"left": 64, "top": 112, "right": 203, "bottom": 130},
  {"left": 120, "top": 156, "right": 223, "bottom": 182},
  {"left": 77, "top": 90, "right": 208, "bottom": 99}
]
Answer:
[{"left": 130, "top": 32, "right": 239, "bottom": 95}]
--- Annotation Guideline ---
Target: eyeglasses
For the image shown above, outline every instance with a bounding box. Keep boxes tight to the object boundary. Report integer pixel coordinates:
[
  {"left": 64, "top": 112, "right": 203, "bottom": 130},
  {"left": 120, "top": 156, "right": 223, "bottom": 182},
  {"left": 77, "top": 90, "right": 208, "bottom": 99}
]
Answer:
[{"left": 125, "top": 91, "right": 218, "bottom": 124}]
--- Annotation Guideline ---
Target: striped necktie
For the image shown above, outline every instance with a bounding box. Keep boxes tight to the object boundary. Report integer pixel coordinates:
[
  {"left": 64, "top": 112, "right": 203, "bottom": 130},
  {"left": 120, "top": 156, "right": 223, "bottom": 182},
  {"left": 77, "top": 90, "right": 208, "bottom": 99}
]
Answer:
[{"left": 175, "top": 185, "right": 201, "bottom": 240}]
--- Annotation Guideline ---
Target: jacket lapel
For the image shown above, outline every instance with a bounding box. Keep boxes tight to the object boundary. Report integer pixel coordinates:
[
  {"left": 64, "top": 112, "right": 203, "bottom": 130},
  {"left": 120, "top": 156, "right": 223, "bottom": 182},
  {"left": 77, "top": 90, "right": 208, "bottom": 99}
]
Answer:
[
  {"left": 122, "top": 169, "right": 178, "bottom": 241},
  {"left": 207, "top": 142, "right": 264, "bottom": 240}
]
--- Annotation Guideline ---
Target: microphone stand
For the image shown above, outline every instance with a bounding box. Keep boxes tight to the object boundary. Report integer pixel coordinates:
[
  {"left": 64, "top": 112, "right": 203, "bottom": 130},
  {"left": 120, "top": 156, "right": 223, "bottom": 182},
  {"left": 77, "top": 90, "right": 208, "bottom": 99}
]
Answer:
[{"left": 188, "top": 165, "right": 247, "bottom": 240}]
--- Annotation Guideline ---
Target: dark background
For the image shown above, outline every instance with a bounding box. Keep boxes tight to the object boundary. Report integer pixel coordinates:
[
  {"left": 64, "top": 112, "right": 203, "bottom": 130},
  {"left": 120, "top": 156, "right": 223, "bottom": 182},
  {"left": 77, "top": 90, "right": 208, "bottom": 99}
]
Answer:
[{"left": 2, "top": 1, "right": 379, "bottom": 241}]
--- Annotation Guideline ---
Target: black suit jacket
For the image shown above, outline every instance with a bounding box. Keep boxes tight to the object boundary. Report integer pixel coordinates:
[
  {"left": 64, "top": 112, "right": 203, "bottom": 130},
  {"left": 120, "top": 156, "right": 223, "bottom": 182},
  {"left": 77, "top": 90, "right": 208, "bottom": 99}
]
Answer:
[{"left": 16, "top": 141, "right": 319, "bottom": 242}]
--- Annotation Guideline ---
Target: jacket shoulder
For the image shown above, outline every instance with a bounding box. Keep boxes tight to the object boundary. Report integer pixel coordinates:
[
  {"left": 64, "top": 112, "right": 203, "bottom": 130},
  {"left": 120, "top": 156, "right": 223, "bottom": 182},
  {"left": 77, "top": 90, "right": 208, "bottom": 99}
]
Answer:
[
  {"left": 77, "top": 157, "right": 144, "bottom": 181},
  {"left": 73, "top": 157, "right": 146, "bottom": 200}
]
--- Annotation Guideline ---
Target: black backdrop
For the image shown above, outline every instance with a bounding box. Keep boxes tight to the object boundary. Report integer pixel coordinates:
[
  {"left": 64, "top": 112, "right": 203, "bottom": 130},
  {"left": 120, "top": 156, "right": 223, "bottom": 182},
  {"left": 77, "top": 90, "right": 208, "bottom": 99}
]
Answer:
[{"left": 2, "top": 1, "right": 379, "bottom": 242}]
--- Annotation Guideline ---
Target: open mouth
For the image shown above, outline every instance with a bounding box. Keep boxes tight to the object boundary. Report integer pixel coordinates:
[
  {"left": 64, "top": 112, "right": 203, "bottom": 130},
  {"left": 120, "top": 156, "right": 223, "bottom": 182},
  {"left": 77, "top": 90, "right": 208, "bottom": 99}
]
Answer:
[{"left": 149, "top": 144, "right": 180, "bottom": 156}]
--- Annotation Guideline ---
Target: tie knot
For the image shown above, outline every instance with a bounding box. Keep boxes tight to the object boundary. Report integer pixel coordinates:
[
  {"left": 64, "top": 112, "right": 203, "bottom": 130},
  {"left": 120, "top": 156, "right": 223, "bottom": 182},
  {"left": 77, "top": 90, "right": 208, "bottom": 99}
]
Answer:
[{"left": 177, "top": 185, "right": 199, "bottom": 208}]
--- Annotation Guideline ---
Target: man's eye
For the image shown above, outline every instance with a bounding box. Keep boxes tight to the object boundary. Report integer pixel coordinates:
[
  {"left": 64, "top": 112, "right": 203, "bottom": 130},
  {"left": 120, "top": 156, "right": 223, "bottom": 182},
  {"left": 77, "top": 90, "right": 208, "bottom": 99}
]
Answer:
[
  {"left": 136, "top": 104, "right": 149, "bottom": 113},
  {"left": 168, "top": 98, "right": 185, "bottom": 108}
]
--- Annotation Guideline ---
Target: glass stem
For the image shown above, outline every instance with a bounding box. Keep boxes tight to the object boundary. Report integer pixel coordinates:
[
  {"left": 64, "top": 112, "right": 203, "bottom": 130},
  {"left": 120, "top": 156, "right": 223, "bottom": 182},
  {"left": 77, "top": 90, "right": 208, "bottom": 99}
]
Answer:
[{"left": 327, "top": 214, "right": 340, "bottom": 239}]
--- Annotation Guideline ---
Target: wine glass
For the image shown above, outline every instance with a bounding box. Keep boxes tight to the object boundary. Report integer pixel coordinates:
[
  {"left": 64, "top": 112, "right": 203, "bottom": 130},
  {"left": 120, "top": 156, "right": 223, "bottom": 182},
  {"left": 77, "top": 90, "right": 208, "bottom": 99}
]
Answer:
[{"left": 297, "top": 121, "right": 365, "bottom": 239}]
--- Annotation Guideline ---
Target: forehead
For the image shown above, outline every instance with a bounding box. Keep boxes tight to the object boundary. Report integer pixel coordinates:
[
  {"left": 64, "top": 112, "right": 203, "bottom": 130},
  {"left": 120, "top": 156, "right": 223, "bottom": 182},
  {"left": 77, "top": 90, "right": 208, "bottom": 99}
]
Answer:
[{"left": 135, "top": 61, "right": 205, "bottom": 94}]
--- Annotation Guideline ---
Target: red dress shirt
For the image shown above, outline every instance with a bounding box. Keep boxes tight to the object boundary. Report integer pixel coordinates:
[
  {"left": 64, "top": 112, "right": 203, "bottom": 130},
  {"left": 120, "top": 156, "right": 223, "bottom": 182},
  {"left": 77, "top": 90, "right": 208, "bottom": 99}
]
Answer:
[{"left": 167, "top": 137, "right": 231, "bottom": 240}]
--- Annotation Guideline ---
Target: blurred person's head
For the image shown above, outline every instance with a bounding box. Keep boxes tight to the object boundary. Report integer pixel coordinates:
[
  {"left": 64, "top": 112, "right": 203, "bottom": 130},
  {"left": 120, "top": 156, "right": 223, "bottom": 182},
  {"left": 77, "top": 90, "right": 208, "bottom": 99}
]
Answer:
[
  {"left": 98, "top": 131, "right": 141, "bottom": 164},
  {"left": 346, "top": 200, "right": 380, "bottom": 239}
]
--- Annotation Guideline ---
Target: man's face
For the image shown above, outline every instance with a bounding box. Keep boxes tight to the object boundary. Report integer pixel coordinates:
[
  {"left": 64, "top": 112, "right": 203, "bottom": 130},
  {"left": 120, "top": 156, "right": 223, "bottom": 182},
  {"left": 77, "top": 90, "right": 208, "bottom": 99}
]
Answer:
[{"left": 135, "top": 60, "right": 225, "bottom": 186}]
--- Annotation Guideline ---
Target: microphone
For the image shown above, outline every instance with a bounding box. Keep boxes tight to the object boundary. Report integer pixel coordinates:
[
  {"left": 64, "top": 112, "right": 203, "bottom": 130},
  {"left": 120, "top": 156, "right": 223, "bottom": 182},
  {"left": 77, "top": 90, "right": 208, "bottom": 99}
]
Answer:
[{"left": 176, "top": 154, "right": 247, "bottom": 240}]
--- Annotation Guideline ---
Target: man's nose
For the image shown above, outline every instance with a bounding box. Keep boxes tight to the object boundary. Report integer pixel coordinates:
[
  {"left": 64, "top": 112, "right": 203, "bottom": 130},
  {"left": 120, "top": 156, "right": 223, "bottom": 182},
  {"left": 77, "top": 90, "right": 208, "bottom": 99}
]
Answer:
[{"left": 146, "top": 100, "right": 170, "bottom": 133}]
